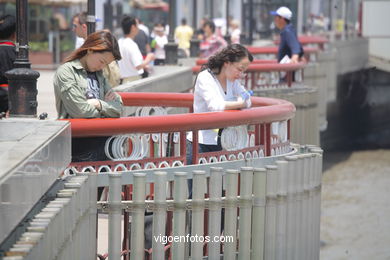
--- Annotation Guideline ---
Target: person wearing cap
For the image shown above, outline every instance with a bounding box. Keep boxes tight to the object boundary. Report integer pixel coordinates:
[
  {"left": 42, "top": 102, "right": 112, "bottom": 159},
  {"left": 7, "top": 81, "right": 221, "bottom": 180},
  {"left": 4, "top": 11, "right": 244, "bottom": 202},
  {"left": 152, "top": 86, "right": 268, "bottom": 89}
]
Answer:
[{"left": 270, "top": 6, "right": 304, "bottom": 63}]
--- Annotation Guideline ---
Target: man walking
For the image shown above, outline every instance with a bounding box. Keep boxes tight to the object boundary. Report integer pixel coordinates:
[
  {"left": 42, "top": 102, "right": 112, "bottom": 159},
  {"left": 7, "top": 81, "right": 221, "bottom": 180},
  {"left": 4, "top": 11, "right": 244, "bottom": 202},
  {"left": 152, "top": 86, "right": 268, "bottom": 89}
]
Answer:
[
  {"left": 270, "top": 6, "right": 304, "bottom": 63},
  {"left": 117, "top": 16, "right": 154, "bottom": 84}
]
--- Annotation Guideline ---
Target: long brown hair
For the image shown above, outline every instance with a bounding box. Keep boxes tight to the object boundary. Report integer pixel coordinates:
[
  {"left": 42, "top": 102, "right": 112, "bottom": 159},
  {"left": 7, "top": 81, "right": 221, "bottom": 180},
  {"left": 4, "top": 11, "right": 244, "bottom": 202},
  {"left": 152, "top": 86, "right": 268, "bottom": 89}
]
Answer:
[
  {"left": 202, "top": 44, "right": 253, "bottom": 75},
  {"left": 65, "top": 30, "right": 121, "bottom": 63}
]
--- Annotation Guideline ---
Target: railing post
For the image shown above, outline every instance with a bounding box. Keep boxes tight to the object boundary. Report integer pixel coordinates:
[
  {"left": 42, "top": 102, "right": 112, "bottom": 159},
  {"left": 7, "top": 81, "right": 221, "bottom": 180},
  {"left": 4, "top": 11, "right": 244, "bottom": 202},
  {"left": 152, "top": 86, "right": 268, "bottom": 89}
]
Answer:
[
  {"left": 191, "top": 170, "right": 206, "bottom": 259},
  {"left": 172, "top": 171, "right": 188, "bottom": 259},
  {"left": 295, "top": 155, "right": 304, "bottom": 260},
  {"left": 152, "top": 171, "right": 167, "bottom": 260},
  {"left": 275, "top": 160, "right": 288, "bottom": 260},
  {"left": 284, "top": 155, "right": 298, "bottom": 260},
  {"left": 224, "top": 169, "right": 239, "bottom": 260},
  {"left": 208, "top": 167, "right": 223, "bottom": 259},
  {"left": 108, "top": 172, "right": 122, "bottom": 260},
  {"left": 238, "top": 167, "right": 253, "bottom": 260},
  {"left": 310, "top": 148, "right": 323, "bottom": 260},
  {"left": 192, "top": 131, "right": 199, "bottom": 165},
  {"left": 131, "top": 173, "right": 146, "bottom": 260},
  {"left": 251, "top": 168, "right": 267, "bottom": 260},
  {"left": 265, "top": 124, "right": 271, "bottom": 156},
  {"left": 264, "top": 165, "right": 277, "bottom": 260}
]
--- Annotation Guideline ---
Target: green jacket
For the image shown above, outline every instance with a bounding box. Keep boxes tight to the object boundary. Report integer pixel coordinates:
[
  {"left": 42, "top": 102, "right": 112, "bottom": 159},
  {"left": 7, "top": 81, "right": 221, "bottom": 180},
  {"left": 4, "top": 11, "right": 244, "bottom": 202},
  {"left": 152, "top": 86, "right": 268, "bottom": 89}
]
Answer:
[{"left": 53, "top": 59, "right": 122, "bottom": 119}]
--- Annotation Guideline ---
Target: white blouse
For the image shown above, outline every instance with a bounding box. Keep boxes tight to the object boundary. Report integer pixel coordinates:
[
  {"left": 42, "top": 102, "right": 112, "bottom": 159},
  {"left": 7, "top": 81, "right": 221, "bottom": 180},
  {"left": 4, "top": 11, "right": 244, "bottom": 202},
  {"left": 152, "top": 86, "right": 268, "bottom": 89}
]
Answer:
[{"left": 189, "top": 69, "right": 251, "bottom": 145}]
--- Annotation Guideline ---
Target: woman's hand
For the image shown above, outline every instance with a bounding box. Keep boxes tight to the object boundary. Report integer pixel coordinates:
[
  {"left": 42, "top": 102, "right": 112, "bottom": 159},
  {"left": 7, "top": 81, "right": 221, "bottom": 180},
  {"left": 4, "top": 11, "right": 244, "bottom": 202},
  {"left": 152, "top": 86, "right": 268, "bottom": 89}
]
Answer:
[
  {"left": 87, "top": 98, "right": 102, "bottom": 111},
  {"left": 104, "top": 90, "right": 118, "bottom": 101},
  {"left": 224, "top": 97, "right": 246, "bottom": 110}
]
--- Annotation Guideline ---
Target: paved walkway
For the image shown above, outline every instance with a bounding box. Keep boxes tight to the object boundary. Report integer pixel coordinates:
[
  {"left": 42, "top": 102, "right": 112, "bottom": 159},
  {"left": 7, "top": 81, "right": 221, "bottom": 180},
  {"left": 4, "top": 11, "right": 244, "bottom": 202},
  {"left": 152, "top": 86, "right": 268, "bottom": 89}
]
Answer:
[{"left": 36, "top": 70, "right": 57, "bottom": 119}]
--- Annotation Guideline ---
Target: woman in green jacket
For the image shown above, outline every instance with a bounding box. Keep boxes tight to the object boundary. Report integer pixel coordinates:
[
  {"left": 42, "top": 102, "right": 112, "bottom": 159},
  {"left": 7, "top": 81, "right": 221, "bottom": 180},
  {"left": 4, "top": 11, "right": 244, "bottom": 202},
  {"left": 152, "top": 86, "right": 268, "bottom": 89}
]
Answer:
[
  {"left": 54, "top": 30, "right": 122, "bottom": 162},
  {"left": 54, "top": 30, "right": 122, "bottom": 119}
]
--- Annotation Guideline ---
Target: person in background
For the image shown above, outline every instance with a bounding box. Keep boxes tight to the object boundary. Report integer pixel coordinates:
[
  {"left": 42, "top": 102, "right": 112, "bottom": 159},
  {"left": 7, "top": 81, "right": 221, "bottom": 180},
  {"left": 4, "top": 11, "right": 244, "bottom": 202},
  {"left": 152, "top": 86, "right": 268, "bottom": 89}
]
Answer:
[
  {"left": 174, "top": 18, "right": 193, "bottom": 57},
  {"left": 72, "top": 12, "right": 88, "bottom": 49},
  {"left": 186, "top": 44, "right": 253, "bottom": 197},
  {"left": 118, "top": 15, "right": 155, "bottom": 83},
  {"left": 151, "top": 23, "right": 167, "bottom": 65},
  {"left": 53, "top": 30, "right": 122, "bottom": 162},
  {"left": 230, "top": 19, "right": 241, "bottom": 44},
  {"left": 270, "top": 6, "right": 304, "bottom": 63},
  {"left": 134, "top": 19, "right": 152, "bottom": 78},
  {"left": 137, "top": 18, "right": 150, "bottom": 37},
  {"left": 0, "top": 14, "right": 16, "bottom": 116},
  {"left": 199, "top": 20, "right": 227, "bottom": 58},
  {"left": 194, "top": 17, "right": 208, "bottom": 41}
]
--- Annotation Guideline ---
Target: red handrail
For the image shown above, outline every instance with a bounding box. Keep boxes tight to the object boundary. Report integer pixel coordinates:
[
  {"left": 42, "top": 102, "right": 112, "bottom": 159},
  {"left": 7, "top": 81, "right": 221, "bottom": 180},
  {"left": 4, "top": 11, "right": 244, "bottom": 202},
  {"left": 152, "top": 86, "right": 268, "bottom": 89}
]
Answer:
[
  {"left": 192, "top": 61, "right": 306, "bottom": 74},
  {"left": 246, "top": 46, "right": 319, "bottom": 55},
  {"left": 196, "top": 59, "right": 277, "bottom": 66},
  {"left": 66, "top": 92, "right": 295, "bottom": 137},
  {"left": 274, "top": 35, "right": 328, "bottom": 50}
]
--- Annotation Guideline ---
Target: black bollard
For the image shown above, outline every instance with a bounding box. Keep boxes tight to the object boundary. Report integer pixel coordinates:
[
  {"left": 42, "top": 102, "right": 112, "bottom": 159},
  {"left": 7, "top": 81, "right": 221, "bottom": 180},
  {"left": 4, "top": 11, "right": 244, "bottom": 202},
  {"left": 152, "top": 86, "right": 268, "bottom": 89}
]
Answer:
[
  {"left": 6, "top": 68, "right": 40, "bottom": 117},
  {"left": 165, "top": 0, "right": 178, "bottom": 64},
  {"left": 164, "top": 42, "right": 178, "bottom": 65},
  {"left": 189, "top": 38, "right": 200, "bottom": 57},
  {"left": 6, "top": 0, "right": 40, "bottom": 117}
]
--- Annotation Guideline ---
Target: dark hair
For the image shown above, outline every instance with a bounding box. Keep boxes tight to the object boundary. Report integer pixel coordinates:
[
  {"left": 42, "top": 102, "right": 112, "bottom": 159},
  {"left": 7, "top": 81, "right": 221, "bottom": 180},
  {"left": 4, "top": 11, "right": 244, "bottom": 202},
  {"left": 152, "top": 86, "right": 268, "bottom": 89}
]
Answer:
[
  {"left": 202, "top": 44, "right": 253, "bottom": 74},
  {"left": 65, "top": 30, "right": 121, "bottom": 62},
  {"left": 203, "top": 20, "right": 215, "bottom": 33},
  {"left": 277, "top": 15, "right": 290, "bottom": 24},
  {"left": 181, "top": 18, "right": 187, "bottom": 25},
  {"left": 0, "top": 15, "right": 16, "bottom": 40},
  {"left": 121, "top": 15, "right": 137, "bottom": 35},
  {"left": 73, "top": 12, "right": 87, "bottom": 25}
]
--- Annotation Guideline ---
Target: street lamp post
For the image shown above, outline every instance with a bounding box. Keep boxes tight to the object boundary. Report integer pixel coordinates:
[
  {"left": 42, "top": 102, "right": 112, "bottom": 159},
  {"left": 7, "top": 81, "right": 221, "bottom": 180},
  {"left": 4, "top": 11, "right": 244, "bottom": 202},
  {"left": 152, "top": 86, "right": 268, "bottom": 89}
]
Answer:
[
  {"left": 190, "top": 0, "right": 200, "bottom": 57},
  {"left": 224, "top": 0, "right": 231, "bottom": 44},
  {"left": 87, "top": 0, "right": 96, "bottom": 35},
  {"left": 6, "top": 0, "right": 40, "bottom": 117},
  {"left": 164, "top": 0, "right": 178, "bottom": 64},
  {"left": 104, "top": 0, "right": 113, "bottom": 31}
]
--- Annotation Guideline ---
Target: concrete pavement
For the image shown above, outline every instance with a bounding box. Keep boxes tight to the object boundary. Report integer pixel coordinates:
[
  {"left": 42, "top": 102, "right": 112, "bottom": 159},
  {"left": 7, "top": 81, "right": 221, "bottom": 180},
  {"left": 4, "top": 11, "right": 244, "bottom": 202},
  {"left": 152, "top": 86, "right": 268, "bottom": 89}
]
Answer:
[{"left": 36, "top": 70, "right": 57, "bottom": 119}]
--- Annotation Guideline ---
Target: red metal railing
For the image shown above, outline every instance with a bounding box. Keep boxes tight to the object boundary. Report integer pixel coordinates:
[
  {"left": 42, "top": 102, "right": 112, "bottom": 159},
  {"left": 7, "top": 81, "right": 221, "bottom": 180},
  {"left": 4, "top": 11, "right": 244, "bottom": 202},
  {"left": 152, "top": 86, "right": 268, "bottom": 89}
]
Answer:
[
  {"left": 274, "top": 35, "right": 329, "bottom": 50},
  {"left": 64, "top": 92, "right": 295, "bottom": 259},
  {"left": 247, "top": 46, "right": 320, "bottom": 60},
  {"left": 192, "top": 61, "right": 307, "bottom": 89},
  {"left": 65, "top": 92, "right": 295, "bottom": 172}
]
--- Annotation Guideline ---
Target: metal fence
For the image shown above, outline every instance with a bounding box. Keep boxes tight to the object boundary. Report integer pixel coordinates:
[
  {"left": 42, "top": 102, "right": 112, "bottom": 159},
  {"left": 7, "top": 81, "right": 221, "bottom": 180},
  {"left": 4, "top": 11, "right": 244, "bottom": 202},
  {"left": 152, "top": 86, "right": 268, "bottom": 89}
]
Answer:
[
  {"left": 2, "top": 144, "right": 322, "bottom": 260},
  {"left": 99, "top": 144, "right": 322, "bottom": 259}
]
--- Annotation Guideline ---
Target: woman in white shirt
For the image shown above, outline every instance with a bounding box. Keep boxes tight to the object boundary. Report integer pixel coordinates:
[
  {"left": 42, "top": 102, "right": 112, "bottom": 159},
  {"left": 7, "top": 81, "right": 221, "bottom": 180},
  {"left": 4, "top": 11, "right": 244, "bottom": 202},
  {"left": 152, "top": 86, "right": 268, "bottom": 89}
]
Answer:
[{"left": 187, "top": 44, "right": 254, "bottom": 164}]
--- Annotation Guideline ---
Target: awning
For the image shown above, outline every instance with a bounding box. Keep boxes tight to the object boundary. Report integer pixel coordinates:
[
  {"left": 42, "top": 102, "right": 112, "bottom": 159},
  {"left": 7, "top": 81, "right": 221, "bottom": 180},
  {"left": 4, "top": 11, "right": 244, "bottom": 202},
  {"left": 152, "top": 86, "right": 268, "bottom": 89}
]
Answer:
[
  {"left": 130, "top": 0, "right": 169, "bottom": 12},
  {"left": 0, "top": 0, "right": 86, "bottom": 6}
]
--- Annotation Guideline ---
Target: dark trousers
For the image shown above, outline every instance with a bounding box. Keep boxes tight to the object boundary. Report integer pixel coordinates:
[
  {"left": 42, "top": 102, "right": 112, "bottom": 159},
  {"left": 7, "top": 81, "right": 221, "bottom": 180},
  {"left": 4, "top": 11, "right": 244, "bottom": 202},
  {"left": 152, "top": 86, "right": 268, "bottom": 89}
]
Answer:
[
  {"left": 0, "top": 88, "right": 8, "bottom": 113},
  {"left": 72, "top": 137, "right": 109, "bottom": 200}
]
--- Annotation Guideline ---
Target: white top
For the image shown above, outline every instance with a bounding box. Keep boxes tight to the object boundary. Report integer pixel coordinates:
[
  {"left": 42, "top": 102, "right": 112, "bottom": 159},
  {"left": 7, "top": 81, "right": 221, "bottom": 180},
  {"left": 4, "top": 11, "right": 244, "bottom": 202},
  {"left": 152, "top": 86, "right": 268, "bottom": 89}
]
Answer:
[
  {"left": 117, "top": 37, "right": 144, "bottom": 78},
  {"left": 139, "top": 23, "right": 150, "bottom": 37},
  {"left": 75, "top": 37, "right": 85, "bottom": 49},
  {"left": 154, "top": 35, "right": 168, "bottom": 59},
  {"left": 189, "top": 69, "right": 251, "bottom": 145}
]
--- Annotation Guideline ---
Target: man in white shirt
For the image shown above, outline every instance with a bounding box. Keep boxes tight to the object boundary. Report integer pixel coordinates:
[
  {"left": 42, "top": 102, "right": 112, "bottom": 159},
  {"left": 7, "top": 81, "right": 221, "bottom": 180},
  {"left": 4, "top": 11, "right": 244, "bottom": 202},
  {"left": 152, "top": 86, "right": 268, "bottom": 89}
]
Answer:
[
  {"left": 72, "top": 12, "right": 88, "bottom": 49},
  {"left": 118, "top": 15, "right": 154, "bottom": 84}
]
